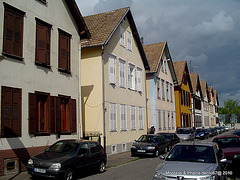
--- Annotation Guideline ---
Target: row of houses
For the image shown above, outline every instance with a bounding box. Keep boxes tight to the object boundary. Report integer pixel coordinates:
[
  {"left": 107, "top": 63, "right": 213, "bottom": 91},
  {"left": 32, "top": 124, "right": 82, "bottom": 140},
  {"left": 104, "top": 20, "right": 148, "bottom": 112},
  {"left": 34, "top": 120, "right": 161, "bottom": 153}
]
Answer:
[{"left": 0, "top": 0, "right": 219, "bottom": 176}]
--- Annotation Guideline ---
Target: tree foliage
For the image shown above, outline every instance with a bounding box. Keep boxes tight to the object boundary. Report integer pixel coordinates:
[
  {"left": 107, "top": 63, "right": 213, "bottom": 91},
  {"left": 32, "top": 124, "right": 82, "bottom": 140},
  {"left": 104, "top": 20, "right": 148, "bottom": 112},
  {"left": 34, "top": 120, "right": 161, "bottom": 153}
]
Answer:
[{"left": 219, "top": 99, "right": 240, "bottom": 114}]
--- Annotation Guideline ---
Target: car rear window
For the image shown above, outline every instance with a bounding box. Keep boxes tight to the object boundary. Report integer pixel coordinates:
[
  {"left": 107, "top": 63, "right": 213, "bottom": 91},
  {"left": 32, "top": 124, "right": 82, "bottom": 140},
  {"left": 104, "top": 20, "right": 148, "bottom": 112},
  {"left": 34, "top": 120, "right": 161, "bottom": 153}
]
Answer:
[{"left": 213, "top": 137, "right": 240, "bottom": 148}]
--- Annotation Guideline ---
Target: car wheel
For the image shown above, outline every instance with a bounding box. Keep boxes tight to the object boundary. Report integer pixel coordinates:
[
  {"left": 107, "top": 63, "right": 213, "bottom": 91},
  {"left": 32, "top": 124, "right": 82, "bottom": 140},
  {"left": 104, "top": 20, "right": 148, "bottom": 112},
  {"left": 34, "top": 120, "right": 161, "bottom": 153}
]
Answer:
[
  {"left": 63, "top": 168, "right": 74, "bottom": 180},
  {"left": 155, "top": 150, "right": 159, "bottom": 157},
  {"left": 99, "top": 161, "right": 106, "bottom": 173}
]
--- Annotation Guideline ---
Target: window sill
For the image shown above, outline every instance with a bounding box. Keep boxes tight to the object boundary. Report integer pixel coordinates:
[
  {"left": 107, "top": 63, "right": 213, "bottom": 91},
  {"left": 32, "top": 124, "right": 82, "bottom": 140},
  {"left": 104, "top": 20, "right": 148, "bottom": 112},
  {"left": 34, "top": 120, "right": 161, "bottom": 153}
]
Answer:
[
  {"left": 58, "top": 68, "right": 71, "bottom": 75},
  {"left": 2, "top": 52, "right": 23, "bottom": 61},
  {"left": 35, "top": 62, "right": 51, "bottom": 69}
]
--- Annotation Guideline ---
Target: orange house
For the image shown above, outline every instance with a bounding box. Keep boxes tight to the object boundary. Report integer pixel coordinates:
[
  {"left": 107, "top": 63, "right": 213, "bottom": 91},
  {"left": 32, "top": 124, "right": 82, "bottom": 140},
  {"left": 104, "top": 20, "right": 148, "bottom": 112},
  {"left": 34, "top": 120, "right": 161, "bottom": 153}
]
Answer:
[{"left": 173, "top": 61, "right": 193, "bottom": 128}]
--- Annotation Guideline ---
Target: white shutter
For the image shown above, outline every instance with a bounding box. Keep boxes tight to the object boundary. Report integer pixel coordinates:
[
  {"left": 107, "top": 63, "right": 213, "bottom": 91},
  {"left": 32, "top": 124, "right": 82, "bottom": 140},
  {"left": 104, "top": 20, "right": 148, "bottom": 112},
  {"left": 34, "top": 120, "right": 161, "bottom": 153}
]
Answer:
[
  {"left": 120, "top": 26, "right": 125, "bottom": 47},
  {"left": 109, "top": 55, "right": 116, "bottom": 84},
  {"left": 128, "top": 65, "right": 131, "bottom": 89},
  {"left": 137, "top": 68, "right": 142, "bottom": 92}
]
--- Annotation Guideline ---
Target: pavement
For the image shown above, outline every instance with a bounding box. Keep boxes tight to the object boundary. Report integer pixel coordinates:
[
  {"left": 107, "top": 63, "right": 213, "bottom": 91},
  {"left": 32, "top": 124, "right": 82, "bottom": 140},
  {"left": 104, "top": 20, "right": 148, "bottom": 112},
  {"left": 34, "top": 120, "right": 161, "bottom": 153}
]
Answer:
[{"left": 0, "top": 151, "right": 138, "bottom": 180}]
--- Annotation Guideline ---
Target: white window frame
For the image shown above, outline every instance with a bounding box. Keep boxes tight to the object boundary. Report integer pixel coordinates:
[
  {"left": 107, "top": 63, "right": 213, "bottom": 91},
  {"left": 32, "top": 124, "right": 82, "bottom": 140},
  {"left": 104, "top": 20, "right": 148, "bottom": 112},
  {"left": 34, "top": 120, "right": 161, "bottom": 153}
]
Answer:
[
  {"left": 164, "top": 60, "right": 167, "bottom": 74},
  {"left": 162, "top": 79, "right": 165, "bottom": 100},
  {"left": 138, "top": 107, "right": 144, "bottom": 130},
  {"left": 170, "top": 83, "right": 173, "bottom": 102},
  {"left": 109, "top": 103, "right": 117, "bottom": 131},
  {"left": 163, "top": 110, "right": 166, "bottom": 130},
  {"left": 120, "top": 26, "right": 125, "bottom": 47},
  {"left": 108, "top": 54, "right": 116, "bottom": 84},
  {"left": 158, "top": 110, "right": 161, "bottom": 130},
  {"left": 130, "top": 106, "right": 136, "bottom": 130},
  {"left": 161, "top": 59, "right": 164, "bottom": 72},
  {"left": 127, "top": 30, "right": 132, "bottom": 51},
  {"left": 166, "top": 81, "right": 169, "bottom": 102},
  {"left": 168, "top": 111, "right": 171, "bottom": 129},
  {"left": 120, "top": 104, "right": 127, "bottom": 131},
  {"left": 172, "top": 112, "right": 175, "bottom": 129},
  {"left": 137, "top": 67, "right": 142, "bottom": 92},
  {"left": 119, "top": 58, "right": 126, "bottom": 88},
  {"left": 128, "top": 63, "right": 136, "bottom": 90},
  {"left": 157, "top": 78, "right": 161, "bottom": 99}
]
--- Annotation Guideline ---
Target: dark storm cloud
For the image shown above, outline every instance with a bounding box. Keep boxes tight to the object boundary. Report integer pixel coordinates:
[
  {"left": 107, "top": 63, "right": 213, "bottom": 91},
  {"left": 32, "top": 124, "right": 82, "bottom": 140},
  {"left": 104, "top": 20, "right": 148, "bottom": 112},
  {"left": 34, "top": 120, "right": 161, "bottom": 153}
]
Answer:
[{"left": 76, "top": 0, "right": 240, "bottom": 106}]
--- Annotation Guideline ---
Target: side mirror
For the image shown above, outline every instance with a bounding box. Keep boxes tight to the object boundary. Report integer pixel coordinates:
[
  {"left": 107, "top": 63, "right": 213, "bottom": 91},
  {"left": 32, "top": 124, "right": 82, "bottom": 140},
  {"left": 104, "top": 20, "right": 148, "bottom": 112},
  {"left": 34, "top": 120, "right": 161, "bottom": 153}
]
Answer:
[{"left": 159, "top": 155, "right": 165, "bottom": 160}]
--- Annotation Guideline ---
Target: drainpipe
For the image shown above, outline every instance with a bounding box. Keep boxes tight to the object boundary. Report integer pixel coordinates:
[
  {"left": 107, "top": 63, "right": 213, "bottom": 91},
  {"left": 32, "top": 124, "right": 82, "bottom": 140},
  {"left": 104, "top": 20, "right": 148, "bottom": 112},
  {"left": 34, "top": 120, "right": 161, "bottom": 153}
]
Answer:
[
  {"left": 101, "top": 45, "right": 106, "bottom": 152},
  {"left": 78, "top": 42, "right": 83, "bottom": 139},
  {"left": 145, "top": 72, "right": 148, "bottom": 134}
]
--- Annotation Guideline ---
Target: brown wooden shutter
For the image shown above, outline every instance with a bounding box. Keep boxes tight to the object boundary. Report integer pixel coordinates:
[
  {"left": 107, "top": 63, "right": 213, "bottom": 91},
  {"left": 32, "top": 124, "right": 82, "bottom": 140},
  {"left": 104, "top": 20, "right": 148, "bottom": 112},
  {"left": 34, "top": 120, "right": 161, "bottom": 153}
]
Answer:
[
  {"left": 59, "top": 33, "right": 68, "bottom": 70},
  {"left": 29, "top": 93, "right": 37, "bottom": 134},
  {"left": 70, "top": 99, "right": 77, "bottom": 133},
  {"left": 47, "top": 95, "right": 51, "bottom": 133},
  {"left": 11, "top": 88, "right": 22, "bottom": 136},
  {"left": 13, "top": 15, "right": 23, "bottom": 57},
  {"left": 36, "top": 23, "right": 47, "bottom": 64},
  {"left": 50, "top": 96, "right": 56, "bottom": 133},
  {"left": 56, "top": 97, "right": 61, "bottom": 133}
]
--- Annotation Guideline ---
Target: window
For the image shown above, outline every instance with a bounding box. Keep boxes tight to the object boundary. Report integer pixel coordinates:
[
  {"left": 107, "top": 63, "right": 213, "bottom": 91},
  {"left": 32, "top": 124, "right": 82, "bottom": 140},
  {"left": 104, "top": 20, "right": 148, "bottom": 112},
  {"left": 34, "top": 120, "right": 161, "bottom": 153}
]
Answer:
[
  {"left": 29, "top": 92, "right": 76, "bottom": 134},
  {"left": 58, "top": 29, "right": 71, "bottom": 72},
  {"left": 128, "top": 63, "right": 136, "bottom": 90},
  {"left": 109, "top": 103, "right": 117, "bottom": 131},
  {"left": 137, "top": 67, "right": 142, "bottom": 92},
  {"left": 120, "top": 26, "right": 125, "bottom": 47},
  {"left": 1, "top": 86, "right": 22, "bottom": 137},
  {"left": 163, "top": 110, "right": 166, "bottom": 130},
  {"left": 158, "top": 110, "right": 161, "bottom": 130},
  {"left": 138, "top": 107, "right": 144, "bottom": 130},
  {"left": 164, "top": 60, "right": 167, "bottom": 74},
  {"left": 161, "top": 80, "right": 165, "bottom": 100},
  {"left": 108, "top": 54, "right": 116, "bottom": 84},
  {"left": 130, "top": 106, "right": 136, "bottom": 130},
  {"left": 2, "top": 3, "right": 25, "bottom": 58},
  {"left": 119, "top": 58, "right": 126, "bottom": 88},
  {"left": 172, "top": 112, "right": 174, "bottom": 129},
  {"left": 126, "top": 30, "right": 132, "bottom": 51},
  {"left": 120, "top": 104, "right": 127, "bottom": 131},
  {"left": 157, "top": 79, "right": 161, "bottom": 99},
  {"left": 161, "top": 59, "right": 164, "bottom": 72},
  {"left": 35, "top": 18, "right": 52, "bottom": 66},
  {"left": 170, "top": 83, "right": 173, "bottom": 102},
  {"left": 168, "top": 111, "right": 171, "bottom": 129},
  {"left": 166, "top": 81, "right": 169, "bottom": 102}
]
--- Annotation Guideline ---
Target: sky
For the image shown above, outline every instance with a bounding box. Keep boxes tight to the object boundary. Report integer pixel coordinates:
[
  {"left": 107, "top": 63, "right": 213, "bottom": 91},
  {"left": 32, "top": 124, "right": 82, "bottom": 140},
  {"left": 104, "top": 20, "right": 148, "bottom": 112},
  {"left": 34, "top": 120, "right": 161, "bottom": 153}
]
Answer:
[{"left": 76, "top": 0, "right": 240, "bottom": 107}]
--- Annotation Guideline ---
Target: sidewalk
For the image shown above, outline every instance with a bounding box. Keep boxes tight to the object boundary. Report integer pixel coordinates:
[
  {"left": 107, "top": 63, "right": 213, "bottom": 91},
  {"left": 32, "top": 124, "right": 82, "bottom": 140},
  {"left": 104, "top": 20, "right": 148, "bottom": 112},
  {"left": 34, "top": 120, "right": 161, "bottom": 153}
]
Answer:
[{"left": 0, "top": 151, "right": 137, "bottom": 180}]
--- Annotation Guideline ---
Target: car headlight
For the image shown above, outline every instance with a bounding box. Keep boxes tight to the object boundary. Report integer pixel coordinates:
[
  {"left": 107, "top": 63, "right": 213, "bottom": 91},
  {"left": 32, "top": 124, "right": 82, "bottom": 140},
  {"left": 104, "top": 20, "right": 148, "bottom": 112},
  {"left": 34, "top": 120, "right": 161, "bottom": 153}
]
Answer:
[
  {"left": 200, "top": 134, "right": 204, "bottom": 136},
  {"left": 28, "top": 159, "right": 33, "bottom": 165},
  {"left": 152, "top": 172, "right": 166, "bottom": 180},
  {"left": 234, "top": 154, "right": 240, "bottom": 158},
  {"left": 50, "top": 163, "right": 61, "bottom": 169},
  {"left": 147, "top": 146, "right": 155, "bottom": 150}
]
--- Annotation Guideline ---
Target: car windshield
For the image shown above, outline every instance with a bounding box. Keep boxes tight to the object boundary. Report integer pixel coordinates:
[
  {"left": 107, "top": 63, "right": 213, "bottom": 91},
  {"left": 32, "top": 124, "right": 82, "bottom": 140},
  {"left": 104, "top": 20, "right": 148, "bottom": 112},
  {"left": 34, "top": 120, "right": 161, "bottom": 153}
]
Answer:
[
  {"left": 177, "top": 129, "right": 191, "bottom": 134},
  {"left": 47, "top": 141, "right": 79, "bottom": 155},
  {"left": 137, "top": 135, "right": 159, "bottom": 143},
  {"left": 196, "top": 129, "right": 205, "bottom": 133},
  {"left": 166, "top": 145, "right": 216, "bottom": 163},
  {"left": 161, "top": 134, "right": 171, "bottom": 140},
  {"left": 213, "top": 137, "right": 240, "bottom": 148}
]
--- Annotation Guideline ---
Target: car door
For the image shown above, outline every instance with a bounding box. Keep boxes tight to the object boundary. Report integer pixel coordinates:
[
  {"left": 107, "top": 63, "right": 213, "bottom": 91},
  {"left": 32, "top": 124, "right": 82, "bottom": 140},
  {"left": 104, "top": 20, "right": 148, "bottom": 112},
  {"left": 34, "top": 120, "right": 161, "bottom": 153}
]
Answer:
[
  {"left": 158, "top": 136, "right": 167, "bottom": 153},
  {"left": 89, "top": 142, "right": 102, "bottom": 168},
  {"left": 76, "top": 142, "right": 91, "bottom": 171}
]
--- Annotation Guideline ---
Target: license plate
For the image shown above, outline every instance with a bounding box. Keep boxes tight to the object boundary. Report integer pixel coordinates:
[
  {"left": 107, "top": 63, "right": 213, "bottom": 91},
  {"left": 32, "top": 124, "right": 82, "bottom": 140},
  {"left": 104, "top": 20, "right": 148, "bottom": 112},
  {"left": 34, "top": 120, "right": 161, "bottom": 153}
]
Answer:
[
  {"left": 34, "top": 168, "right": 46, "bottom": 173},
  {"left": 137, "top": 150, "right": 145, "bottom": 152}
]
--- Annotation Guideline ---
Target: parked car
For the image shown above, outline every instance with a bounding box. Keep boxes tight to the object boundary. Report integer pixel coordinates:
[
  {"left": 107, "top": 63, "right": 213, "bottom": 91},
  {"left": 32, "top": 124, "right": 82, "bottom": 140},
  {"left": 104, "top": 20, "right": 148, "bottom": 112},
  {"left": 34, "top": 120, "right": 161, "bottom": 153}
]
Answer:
[
  {"left": 233, "top": 129, "right": 240, "bottom": 137},
  {"left": 207, "top": 128, "right": 215, "bottom": 137},
  {"left": 152, "top": 142, "right": 227, "bottom": 180},
  {"left": 131, "top": 134, "right": 167, "bottom": 157},
  {"left": 157, "top": 133, "right": 180, "bottom": 151},
  {"left": 176, "top": 128, "right": 195, "bottom": 141},
  {"left": 195, "top": 128, "right": 210, "bottom": 140},
  {"left": 27, "top": 140, "right": 107, "bottom": 180},
  {"left": 215, "top": 127, "right": 222, "bottom": 134}
]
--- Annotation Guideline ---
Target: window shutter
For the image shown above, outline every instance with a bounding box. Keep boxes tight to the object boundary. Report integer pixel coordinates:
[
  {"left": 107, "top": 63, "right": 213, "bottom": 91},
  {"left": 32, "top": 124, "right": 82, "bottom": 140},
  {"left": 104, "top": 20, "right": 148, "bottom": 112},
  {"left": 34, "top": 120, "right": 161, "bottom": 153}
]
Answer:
[
  {"left": 128, "top": 65, "right": 131, "bottom": 88},
  {"left": 120, "top": 26, "right": 125, "bottom": 47},
  {"left": 29, "top": 93, "right": 36, "bottom": 134},
  {"left": 56, "top": 97, "right": 61, "bottom": 133},
  {"left": 1, "top": 88, "right": 11, "bottom": 136},
  {"left": 137, "top": 68, "right": 142, "bottom": 92},
  {"left": 11, "top": 89, "right": 22, "bottom": 136},
  {"left": 70, "top": 99, "right": 77, "bottom": 133},
  {"left": 50, "top": 96, "right": 56, "bottom": 133},
  {"left": 109, "top": 55, "right": 115, "bottom": 84},
  {"left": 36, "top": 24, "right": 47, "bottom": 64},
  {"left": 3, "top": 10, "right": 14, "bottom": 55},
  {"left": 59, "top": 33, "right": 67, "bottom": 70},
  {"left": 13, "top": 16, "right": 23, "bottom": 57}
]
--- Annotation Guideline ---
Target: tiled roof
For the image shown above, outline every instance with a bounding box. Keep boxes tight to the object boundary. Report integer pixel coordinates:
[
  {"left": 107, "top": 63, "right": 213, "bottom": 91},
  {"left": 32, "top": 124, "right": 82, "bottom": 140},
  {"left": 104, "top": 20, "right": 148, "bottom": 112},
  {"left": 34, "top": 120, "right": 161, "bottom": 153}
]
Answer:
[
  {"left": 81, "top": 7, "right": 129, "bottom": 47},
  {"left": 190, "top": 73, "right": 198, "bottom": 94},
  {"left": 200, "top": 81, "right": 207, "bottom": 97},
  {"left": 173, "top": 60, "right": 186, "bottom": 86},
  {"left": 143, "top": 42, "right": 166, "bottom": 72}
]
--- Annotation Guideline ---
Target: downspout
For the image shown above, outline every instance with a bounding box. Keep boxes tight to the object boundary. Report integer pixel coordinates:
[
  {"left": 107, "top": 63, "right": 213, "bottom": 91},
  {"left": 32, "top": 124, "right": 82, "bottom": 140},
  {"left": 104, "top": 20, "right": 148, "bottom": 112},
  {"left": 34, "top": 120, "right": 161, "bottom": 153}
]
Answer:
[
  {"left": 145, "top": 72, "right": 148, "bottom": 134},
  {"left": 78, "top": 42, "right": 83, "bottom": 139},
  {"left": 101, "top": 45, "right": 106, "bottom": 152}
]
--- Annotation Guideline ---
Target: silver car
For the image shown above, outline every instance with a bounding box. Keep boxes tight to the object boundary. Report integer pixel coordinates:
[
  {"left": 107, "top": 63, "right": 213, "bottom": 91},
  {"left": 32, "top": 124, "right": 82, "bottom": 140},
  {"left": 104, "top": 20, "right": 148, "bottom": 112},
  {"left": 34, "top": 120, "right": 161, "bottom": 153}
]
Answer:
[
  {"left": 176, "top": 128, "right": 195, "bottom": 141},
  {"left": 152, "top": 142, "right": 227, "bottom": 180}
]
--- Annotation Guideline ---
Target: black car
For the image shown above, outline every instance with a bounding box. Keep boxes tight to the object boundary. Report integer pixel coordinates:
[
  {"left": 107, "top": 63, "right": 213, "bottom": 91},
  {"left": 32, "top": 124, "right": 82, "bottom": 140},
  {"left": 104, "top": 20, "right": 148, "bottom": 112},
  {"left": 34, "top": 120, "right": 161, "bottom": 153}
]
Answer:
[
  {"left": 131, "top": 134, "right": 167, "bottom": 157},
  {"left": 27, "top": 140, "right": 107, "bottom": 180},
  {"left": 233, "top": 129, "right": 240, "bottom": 137},
  {"left": 157, "top": 133, "right": 180, "bottom": 151},
  {"left": 195, "top": 128, "right": 210, "bottom": 140}
]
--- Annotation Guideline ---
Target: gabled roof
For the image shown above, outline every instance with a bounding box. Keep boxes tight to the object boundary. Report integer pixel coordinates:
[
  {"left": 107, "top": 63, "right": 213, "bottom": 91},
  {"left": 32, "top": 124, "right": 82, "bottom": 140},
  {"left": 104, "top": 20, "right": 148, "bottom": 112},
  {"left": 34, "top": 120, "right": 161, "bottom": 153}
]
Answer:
[
  {"left": 200, "top": 81, "right": 209, "bottom": 101},
  {"left": 143, "top": 42, "right": 177, "bottom": 84},
  {"left": 213, "top": 89, "right": 219, "bottom": 106},
  {"left": 81, "top": 7, "right": 150, "bottom": 70},
  {"left": 65, "top": 0, "right": 90, "bottom": 39},
  {"left": 190, "top": 73, "right": 202, "bottom": 98},
  {"left": 173, "top": 60, "right": 192, "bottom": 92}
]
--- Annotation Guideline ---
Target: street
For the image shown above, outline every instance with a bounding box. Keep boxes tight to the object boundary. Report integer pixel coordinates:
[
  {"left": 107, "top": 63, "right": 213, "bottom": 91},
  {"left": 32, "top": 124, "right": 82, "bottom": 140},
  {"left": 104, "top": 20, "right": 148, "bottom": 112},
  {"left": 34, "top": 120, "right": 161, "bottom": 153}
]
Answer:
[{"left": 1, "top": 129, "right": 239, "bottom": 180}]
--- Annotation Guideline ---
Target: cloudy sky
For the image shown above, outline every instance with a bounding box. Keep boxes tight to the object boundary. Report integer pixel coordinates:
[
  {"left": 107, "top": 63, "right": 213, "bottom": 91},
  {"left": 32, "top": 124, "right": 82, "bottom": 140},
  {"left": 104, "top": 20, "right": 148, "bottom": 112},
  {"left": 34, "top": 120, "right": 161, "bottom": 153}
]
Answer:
[{"left": 76, "top": 0, "right": 240, "bottom": 107}]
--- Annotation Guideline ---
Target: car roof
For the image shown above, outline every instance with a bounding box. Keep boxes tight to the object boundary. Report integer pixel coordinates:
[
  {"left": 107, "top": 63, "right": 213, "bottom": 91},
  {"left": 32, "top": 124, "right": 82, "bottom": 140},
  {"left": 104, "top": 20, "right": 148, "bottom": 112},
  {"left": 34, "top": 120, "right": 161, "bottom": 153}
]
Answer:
[
  {"left": 56, "top": 139, "right": 100, "bottom": 144},
  {"left": 213, "top": 135, "right": 239, "bottom": 139},
  {"left": 176, "top": 141, "right": 217, "bottom": 147}
]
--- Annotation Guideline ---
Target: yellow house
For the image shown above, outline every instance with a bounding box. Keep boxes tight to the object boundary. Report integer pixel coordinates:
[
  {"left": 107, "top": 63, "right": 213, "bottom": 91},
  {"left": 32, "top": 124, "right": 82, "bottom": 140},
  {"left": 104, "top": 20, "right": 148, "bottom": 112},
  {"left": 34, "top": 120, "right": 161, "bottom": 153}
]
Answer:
[
  {"left": 81, "top": 7, "right": 150, "bottom": 154},
  {"left": 173, "top": 61, "right": 193, "bottom": 128}
]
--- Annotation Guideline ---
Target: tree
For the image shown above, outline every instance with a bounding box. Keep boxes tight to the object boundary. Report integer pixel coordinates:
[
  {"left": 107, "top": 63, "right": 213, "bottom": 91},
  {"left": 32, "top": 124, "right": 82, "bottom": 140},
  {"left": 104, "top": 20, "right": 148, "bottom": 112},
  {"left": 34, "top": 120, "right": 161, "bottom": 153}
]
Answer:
[{"left": 219, "top": 99, "right": 240, "bottom": 115}]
